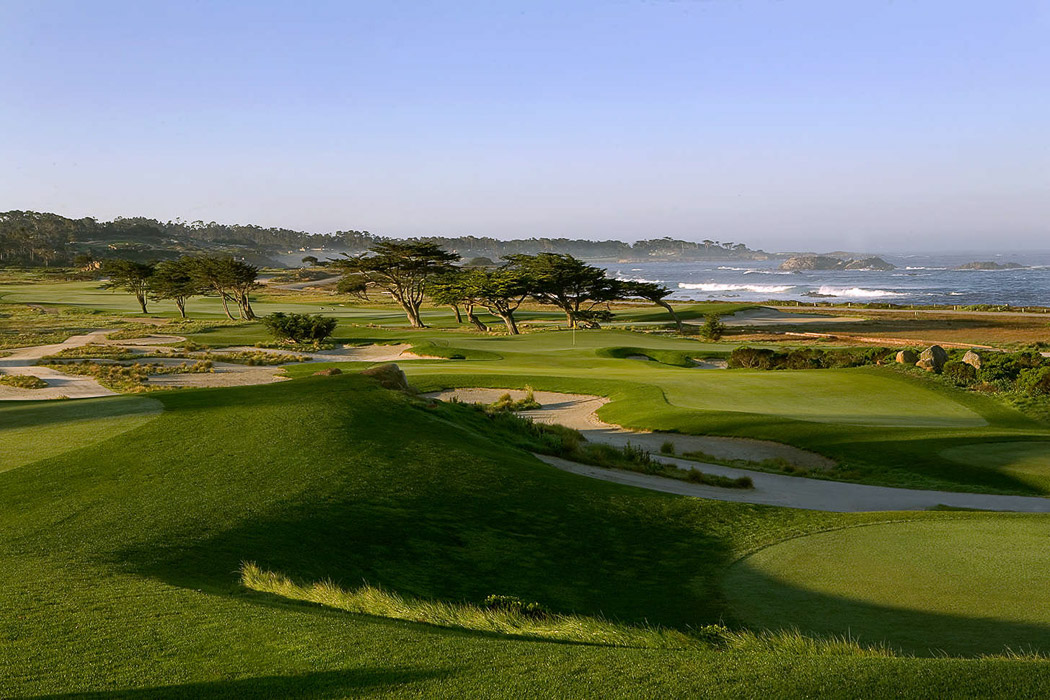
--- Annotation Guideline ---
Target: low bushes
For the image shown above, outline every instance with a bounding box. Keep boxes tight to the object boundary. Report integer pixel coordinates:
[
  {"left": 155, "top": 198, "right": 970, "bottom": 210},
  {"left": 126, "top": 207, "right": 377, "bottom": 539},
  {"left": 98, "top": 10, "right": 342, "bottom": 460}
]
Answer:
[
  {"left": 261, "top": 312, "right": 337, "bottom": 345},
  {"left": 489, "top": 386, "right": 541, "bottom": 412},
  {"left": 42, "top": 360, "right": 214, "bottom": 392},
  {"left": 728, "top": 346, "right": 895, "bottom": 370}
]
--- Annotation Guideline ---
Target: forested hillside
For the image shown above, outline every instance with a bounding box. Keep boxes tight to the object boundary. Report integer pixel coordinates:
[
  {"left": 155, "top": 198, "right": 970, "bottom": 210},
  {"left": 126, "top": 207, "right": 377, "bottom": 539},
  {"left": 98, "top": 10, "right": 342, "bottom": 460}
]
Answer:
[{"left": 0, "top": 210, "right": 770, "bottom": 267}]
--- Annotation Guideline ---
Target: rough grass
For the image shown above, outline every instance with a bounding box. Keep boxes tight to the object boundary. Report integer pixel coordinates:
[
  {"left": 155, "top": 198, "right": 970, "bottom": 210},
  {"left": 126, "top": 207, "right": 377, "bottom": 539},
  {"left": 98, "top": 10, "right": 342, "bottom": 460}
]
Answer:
[{"left": 0, "top": 374, "right": 48, "bottom": 389}]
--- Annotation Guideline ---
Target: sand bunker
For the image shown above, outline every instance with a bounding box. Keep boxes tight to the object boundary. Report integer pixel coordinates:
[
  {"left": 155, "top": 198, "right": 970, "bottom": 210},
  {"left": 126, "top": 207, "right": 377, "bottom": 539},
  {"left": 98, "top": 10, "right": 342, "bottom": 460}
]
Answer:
[{"left": 425, "top": 388, "right": 835, "bottom": 470}]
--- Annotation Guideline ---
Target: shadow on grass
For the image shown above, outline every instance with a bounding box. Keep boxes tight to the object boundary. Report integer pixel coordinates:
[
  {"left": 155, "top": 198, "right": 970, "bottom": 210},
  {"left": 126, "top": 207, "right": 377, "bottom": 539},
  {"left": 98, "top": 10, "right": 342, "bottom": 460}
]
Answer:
[
  {"left": 32, "top": 667, "right": 450, "bottom": 699},
  {"left": 724, "top": 554, "right": 1050, "bottom": 657}
]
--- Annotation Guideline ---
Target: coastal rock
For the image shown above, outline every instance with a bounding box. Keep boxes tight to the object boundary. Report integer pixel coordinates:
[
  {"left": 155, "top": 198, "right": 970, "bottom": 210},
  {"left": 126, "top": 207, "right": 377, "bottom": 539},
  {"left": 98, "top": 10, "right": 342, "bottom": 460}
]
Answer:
[
  {"left": 916, "top": 345, "right": 948, "bottom": 373},
  {"left": 954, "top": 261, "right": 1025, "bottom": 271},
  {"left": 780, "top": 255, "right": 896, "bottom": 272},
  {"left": 361, "top": 363, "right": 410, "bottom": 391},
  {"left": 962, "top": 350, "right": 983, "bottom": 370},
  {"left": 896, "top": 350, "right": 919, "bottom": 364}
]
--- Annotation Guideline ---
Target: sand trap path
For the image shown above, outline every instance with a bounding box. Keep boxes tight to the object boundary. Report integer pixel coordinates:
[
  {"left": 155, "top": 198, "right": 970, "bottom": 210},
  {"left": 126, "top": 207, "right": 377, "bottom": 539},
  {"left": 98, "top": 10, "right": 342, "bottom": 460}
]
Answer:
[
  {"left": 425, "top": 388, "right": 834, "bottom": 469},
  {"left": 427, "top": 388, "right": 1050, "bottom": 512},
  {"left": 0, "top": 331, "right": 117, "bottom": 400}
]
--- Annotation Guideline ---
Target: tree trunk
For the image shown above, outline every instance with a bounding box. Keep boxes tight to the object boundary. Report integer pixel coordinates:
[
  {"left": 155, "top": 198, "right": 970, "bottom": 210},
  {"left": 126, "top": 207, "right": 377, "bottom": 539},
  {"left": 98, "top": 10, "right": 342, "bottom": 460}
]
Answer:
[
  {"left": 219, "top": 292, "right": 236, "bottom": 320},
  {"left": 136, "top": 292, "right": 148, "bottom": 314},
  {"left": 240, "top": 293, "right": 256, "bottom": 320},
  {"left": 497, "top": 312, "right": 519, "bottom": 335},
  {"left": 465, "top": 304, "right": 487, "bottom": 331},
  {"left": 175, "top": 297, "right": 187, "bottom": 318},
  {"left": 400, "top": 300, "right": 425, "bottom": 328},
  {"left": 564, "top": 309, "right": 575, "bottom": 328},
  {"left": 657, "top": 300, "right": 682, "bottom": 331},
  {"left": 451, "top": 304, "right": 463, "bottom": 324}
]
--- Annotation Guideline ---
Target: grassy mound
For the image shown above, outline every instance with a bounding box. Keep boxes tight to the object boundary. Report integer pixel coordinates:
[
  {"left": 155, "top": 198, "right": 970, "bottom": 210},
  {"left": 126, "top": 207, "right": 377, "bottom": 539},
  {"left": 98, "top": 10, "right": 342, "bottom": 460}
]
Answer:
[
  {"left": 723, "top": 518, "right": 1050, "bottom": 656},
  {"left": 4, "top": 376, "right": 1050, "bottom": 694}
]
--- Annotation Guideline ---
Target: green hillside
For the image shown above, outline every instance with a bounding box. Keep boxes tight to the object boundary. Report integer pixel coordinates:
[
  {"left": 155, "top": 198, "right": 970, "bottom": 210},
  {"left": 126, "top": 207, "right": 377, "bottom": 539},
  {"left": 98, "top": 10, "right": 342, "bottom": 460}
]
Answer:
[{"left": 3, "top": 375, "right": 1050, "bottom": 697}]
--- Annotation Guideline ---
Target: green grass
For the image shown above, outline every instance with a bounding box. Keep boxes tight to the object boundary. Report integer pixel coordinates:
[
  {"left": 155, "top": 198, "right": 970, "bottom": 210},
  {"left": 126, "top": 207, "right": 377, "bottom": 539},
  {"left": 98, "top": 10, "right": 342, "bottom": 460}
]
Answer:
[
  {"left": 941, "top": 441, "right": 1050, "bottom": 492},
  {"left": 723, "top": 518, "right": 1050, "bottom": 656},
  {"left": 0, "top": 395, "right": 162, "bottom": 472},
  {"left": 4, "top": 374, "right": 1050, "bottom": 694}
]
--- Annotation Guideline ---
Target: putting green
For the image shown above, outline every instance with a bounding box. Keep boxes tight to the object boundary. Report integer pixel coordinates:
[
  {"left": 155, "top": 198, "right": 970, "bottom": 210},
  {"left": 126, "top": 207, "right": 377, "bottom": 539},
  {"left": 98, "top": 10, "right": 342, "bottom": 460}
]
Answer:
[
  {"left": 942, "top": 442, "right": 1050, "bottom": 490},
  {"left": 0, "top": 396, "right": 163, "bottom": 472},
  {"left": 723, "top": 519, "right": 1050, "bottom": 656}
]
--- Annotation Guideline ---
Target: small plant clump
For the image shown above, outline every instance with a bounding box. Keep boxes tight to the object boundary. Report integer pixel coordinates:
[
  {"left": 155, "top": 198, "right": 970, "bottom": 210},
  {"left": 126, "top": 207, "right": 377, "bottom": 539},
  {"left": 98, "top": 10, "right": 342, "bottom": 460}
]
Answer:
[
  {"left": 488, "top": 386, "right": 542, "bottom": 412},
  {"left": 0, "top": 374, "right": 48, "bottom": 389},
  {"left": 660, "top": 440, "right": 676, "bottom": 455},
  {"left": 42, "top": 360, "right": 214, "bottom": 392}
]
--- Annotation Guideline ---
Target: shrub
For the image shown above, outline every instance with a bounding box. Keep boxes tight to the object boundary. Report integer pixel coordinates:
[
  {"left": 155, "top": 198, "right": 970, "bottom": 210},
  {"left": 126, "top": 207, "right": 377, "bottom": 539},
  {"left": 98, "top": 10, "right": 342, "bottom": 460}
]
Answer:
[
  {"left": 942, "top": 360, "right": 977, "bottom": 386},
  {"left": 261, "top": 312, "right": 337, "bottom": 344},
  {"left": 1017, "top": 367, "right": 1050, "bottom": 396},
  {"left": 728, "top": 347, "right": 777, "bottom": 369},
  {"left": 659, "top": 440, "right": 676, "bottom": 455},
  {"left": 480, "top": 595, "right": 549, "bottom": 619},
  {"left": 699, "top": 313, "right": 727, "bottom": 341}
]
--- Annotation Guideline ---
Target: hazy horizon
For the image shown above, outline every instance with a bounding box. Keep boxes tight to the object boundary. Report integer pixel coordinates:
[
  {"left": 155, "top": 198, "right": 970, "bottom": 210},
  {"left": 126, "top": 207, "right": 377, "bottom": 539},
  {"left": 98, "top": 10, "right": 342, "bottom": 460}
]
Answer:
[{"left": 3, "top": 1, "right": 1048, "bottom": 253}]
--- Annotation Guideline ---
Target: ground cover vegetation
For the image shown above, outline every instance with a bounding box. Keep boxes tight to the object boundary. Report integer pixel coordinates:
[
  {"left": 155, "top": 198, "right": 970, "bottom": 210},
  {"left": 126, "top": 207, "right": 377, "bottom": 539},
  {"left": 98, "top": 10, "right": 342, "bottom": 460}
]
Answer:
[
  {"left": 6, "top": 376, "right": 1050, "bottom": 698},
  {"left": 4, "top": 269, "right": 1050, "bottom": 693}
]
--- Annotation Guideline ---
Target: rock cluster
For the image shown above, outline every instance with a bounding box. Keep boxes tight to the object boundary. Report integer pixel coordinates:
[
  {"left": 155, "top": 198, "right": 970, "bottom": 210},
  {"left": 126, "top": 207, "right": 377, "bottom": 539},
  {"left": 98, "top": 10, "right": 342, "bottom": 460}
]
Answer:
[
  {"left": 779, "top": 255, "right": 896, "bottom": 271},
  {"left": 916, "top": 345, "right": 948, "bottom": 372},
  {"left": 962, "top": 350, "right": 983, "bottom": 370}
]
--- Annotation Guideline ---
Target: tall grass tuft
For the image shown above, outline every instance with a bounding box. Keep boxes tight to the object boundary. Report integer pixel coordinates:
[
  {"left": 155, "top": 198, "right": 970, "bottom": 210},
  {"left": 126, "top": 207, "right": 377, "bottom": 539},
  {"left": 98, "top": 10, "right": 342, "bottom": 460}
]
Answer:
[
  {"left": 240, "top": 562, "right": 697, "bottom": 649},
  {"left": 240, "top": 563, "right": 900, "bottom": 656}
]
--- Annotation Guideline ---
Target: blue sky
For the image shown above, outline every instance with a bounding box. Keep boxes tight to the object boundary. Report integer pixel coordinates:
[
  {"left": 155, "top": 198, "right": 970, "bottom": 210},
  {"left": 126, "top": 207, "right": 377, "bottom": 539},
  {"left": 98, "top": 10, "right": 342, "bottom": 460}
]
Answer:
[{"left": 2, "top": 1, "right": 1047, "bottom": 251}]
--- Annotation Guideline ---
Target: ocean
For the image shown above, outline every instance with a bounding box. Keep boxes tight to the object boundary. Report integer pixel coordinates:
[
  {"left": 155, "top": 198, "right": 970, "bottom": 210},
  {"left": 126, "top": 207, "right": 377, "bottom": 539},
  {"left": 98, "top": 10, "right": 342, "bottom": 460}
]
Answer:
[{"left": 604, "top": 252, "right": 1050, "bottom": 307}]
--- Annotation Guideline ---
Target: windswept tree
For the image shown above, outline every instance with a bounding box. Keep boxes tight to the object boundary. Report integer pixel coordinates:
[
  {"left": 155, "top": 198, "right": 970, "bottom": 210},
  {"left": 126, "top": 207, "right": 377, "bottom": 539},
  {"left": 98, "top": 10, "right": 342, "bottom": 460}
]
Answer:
[
  {"left": 503, "top": 253, "right": 618, "bottom": 328},
  {"left": 430, "top": 270, "right": 485, "bottom": 330},
  {"left": 102, "top": 259, "right": 154, "bottom": 313},
  {"left": 336, "top": 242, "right": 459, "bottom": 328},
  {"left": 150, "top": 258, "right": 201, "bottom": 318},
  {"left": 475, "top": 267, "right": 531, "bottom": 335},
  {"left": 619, "top": 280, "right": 682, "bottom": 331},
  {"left": 187, "top": 256, "right": 259, "bottom": 320}
]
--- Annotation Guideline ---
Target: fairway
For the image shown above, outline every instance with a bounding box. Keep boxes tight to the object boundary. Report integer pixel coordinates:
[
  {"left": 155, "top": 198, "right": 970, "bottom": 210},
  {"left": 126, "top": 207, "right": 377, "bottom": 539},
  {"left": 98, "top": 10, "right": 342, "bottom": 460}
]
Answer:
[
  {"left": 941, "top": 442, "right": 1050, "bottom": 491},
  {"left": 0, "top": 396, "right": 162, "bottom": 472},
  {"left": 659, "top": 368, "right": 988, "bottom": 427},
  {"left": 723, "top": 519, "right": 1050, "bottom": 656}
]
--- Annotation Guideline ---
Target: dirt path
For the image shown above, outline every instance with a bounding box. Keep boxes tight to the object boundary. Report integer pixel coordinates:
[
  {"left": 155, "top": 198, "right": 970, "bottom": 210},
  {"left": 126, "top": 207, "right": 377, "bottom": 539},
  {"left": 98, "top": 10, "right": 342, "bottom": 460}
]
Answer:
[{"left": 427, "top": 388, "right": 1050, "bottom": 513}]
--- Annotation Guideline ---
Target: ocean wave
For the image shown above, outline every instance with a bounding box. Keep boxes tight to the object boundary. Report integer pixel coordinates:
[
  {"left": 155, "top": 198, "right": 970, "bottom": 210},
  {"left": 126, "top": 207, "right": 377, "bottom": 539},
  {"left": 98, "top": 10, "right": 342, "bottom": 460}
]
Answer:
[
  {"left": 616, "top": 276, "right": 664, "bottom": 284},
  {"left": 813, "top": 286, "right": 904, "bottom": 298},
  {"left": 905, "top": 266, "right": 947, "bottom": 271},
  {"left": 678, "top": 282, "right": 795, "bottom": 293},
  {"left": 717, "top": 266, "right": 752, "bottom": 271}
]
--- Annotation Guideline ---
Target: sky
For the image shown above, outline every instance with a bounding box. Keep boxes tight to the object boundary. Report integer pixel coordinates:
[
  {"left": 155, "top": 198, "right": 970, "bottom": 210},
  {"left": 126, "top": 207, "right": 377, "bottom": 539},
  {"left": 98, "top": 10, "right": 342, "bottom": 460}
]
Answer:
[{"left": 1, "top": 0, "right": 1048, "bottom": 252}]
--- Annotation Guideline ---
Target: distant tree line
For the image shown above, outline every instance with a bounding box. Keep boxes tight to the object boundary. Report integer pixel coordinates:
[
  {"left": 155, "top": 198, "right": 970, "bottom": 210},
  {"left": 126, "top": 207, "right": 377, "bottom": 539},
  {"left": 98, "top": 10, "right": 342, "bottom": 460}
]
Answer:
[
  {"left": 335, "top": 242, "right": 683, "bottom": 333},
  {"left": 0, "top": 209, "right": 766, "bottom": 268}
]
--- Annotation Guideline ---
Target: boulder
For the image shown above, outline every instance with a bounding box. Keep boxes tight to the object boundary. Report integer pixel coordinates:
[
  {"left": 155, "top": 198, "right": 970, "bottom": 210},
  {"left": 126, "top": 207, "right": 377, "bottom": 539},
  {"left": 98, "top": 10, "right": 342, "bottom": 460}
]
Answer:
[
  {"left": 962, "top": 350, "right": 983, "bottom": 370},
  {"left": 895, "top": 349, "right": 919, "bottom": 364},
  {"left": 361, "top": 363, "right": 410, "bottom": 391},
  {"left": 312, "top": 367, "right": 342, "bottom": 376},
  {"left": 917, "top": 345, "right": 948, "bottom": 372}
]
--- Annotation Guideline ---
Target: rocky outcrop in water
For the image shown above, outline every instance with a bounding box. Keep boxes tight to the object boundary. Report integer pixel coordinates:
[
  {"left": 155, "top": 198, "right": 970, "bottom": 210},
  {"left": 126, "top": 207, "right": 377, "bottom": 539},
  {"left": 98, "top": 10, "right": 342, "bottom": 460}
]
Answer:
[
  {"left": 954, "top": 261, "right": 1025, "bottom": 270},
  {"left": 780, "top": 255, "right": 895, "bottom": 272}
]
